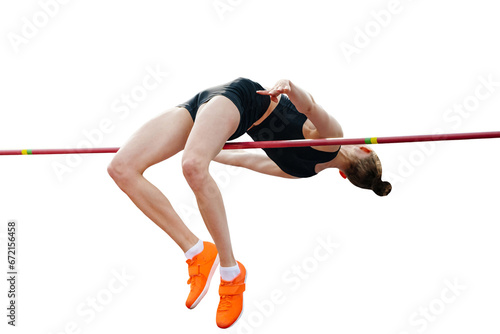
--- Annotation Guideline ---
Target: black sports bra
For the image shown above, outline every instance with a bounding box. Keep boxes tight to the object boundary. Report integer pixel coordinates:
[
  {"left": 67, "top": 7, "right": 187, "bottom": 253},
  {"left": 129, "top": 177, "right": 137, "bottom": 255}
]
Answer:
[{"left": 247, "top": 95, "right": 340, "bottom": 178}]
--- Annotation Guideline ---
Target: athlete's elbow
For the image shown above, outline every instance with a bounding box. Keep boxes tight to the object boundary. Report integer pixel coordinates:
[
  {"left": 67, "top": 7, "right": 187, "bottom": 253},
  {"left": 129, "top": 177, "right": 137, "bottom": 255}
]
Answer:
[
  {"left": 301, "top": 106, "right": 313, "bottom": 116},
  {"left": 301, "top": 103, "right": 318, "bottom": 116},
  {"left": 277, "top": 171, "right": 298, "bottom": 179}
]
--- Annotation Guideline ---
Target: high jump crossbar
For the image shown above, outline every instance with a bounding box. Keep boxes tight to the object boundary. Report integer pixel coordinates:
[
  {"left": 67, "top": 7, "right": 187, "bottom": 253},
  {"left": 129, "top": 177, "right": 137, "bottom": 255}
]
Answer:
[{"left": 0, "top": 131, "right": 499, "bottom": 156}]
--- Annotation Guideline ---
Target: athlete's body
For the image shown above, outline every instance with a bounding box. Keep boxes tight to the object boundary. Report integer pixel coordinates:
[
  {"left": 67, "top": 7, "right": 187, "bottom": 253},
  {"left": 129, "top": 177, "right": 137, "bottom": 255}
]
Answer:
[{"left": 107, "top": 77, "right": 391, "bottom": 329}]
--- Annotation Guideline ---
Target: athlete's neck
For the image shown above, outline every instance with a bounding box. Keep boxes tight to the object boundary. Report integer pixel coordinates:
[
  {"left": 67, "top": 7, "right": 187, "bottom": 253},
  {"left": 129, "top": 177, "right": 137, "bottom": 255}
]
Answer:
[{"left": 323, "top": 146, "right": 352, "bottom": 172}]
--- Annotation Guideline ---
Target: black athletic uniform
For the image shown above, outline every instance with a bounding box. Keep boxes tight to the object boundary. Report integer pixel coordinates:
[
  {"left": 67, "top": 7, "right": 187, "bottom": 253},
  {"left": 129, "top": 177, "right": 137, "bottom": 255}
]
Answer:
[{"left": 178, "top": 77, "right": 340, "bottom": 178}]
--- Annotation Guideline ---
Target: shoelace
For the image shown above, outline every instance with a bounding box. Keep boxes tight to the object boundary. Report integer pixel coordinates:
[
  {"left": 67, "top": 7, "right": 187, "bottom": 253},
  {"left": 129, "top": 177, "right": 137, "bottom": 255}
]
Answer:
[
  {"left": 187, "top": 276, "right": 200, "bottom": 286},
  {"left": 218, "top": 295, "right": 232, "bottom": 312}
]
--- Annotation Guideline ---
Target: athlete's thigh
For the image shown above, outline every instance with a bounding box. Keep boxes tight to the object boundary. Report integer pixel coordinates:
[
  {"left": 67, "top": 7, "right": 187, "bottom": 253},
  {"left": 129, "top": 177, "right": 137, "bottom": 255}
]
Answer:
[
  {"left": 113, "top": 107, "right": 194, "bottom": 172},
  {"left": 183, "top": 96, "right": 240, "bottom": 162}
]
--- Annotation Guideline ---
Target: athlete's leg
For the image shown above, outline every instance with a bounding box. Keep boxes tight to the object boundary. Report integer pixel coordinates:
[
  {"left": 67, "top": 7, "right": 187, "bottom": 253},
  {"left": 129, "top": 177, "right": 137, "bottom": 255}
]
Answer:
[
  {"left": 181, "top": 96, "right": 241, "bottom": 268},
  {"left": 107, "top": 107, "right": 199, "bottom": 252}
]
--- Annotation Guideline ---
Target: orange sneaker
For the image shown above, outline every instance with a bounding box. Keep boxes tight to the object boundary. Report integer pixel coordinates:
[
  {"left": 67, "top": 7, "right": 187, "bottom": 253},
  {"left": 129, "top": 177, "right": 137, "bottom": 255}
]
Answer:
[
  {"left": 216, "top": 261, "right": 246, "bottom": 329},
  {"left": 185, "top": 241, "right": 219, "bottom": 309}
]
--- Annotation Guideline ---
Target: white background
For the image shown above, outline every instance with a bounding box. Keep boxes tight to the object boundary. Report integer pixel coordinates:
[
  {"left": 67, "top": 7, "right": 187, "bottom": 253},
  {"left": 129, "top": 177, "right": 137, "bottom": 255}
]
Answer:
[{"left": 1, "top": 0, "right": 499, "bottom": 333}]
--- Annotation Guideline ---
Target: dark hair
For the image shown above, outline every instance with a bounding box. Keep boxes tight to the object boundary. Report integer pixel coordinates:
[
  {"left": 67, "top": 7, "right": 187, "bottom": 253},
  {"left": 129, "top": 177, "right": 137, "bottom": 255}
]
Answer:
[{"left": 344, "top": 151, "right": 392, "bottom": 196}]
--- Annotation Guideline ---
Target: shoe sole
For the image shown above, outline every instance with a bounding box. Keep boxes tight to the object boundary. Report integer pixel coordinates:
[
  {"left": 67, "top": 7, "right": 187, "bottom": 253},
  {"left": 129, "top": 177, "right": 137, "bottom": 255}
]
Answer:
[{"left": 189, "top": 254, "right": 220, "bottom": 309}]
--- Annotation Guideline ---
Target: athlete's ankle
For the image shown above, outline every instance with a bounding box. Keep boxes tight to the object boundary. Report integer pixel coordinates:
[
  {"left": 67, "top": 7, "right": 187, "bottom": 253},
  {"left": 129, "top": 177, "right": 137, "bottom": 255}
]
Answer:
[
  {"left": 220, "top": 263, "right": 241, "bottom": 281},
  {"left": 184, "top": 239, "right": 204, "bottom": 260}
]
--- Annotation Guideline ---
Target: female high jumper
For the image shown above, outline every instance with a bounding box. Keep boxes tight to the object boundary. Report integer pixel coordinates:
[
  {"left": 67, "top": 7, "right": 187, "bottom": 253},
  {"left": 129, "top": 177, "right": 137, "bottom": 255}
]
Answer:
[{"left": 107, "top": 77, "right": 391, "bottom": 329}]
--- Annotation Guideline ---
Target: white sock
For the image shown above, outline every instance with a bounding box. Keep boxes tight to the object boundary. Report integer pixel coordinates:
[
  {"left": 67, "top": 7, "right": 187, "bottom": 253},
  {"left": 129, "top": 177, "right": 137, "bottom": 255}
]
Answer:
[
  {"left": 184, "top": 239, "right": 204, "bottom": 260},
  {"left": 220, "top": 263, "right": 240, "bottom": 281}
]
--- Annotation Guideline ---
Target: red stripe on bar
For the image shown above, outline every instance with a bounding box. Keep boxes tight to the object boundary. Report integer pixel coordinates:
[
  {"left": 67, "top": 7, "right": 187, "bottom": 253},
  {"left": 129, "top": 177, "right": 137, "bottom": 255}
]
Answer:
[{"left": 0, "top": 131, "right": 499, "bottom": 155}]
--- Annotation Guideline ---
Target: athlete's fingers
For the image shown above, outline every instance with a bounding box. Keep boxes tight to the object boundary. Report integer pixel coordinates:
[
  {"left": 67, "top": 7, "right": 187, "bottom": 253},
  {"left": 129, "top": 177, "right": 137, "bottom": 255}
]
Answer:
[
  {"left": 257, "top": 84, "right": 287, "bottom": 102},
  {"left": 269, "top": 88, "right": 284, "bottom": 96},
  {"left": 258, "top": 88, "right": 281, "bottom": 98},
  {"left": 276, "top": 83, "right": 290, "bottom": 93}
]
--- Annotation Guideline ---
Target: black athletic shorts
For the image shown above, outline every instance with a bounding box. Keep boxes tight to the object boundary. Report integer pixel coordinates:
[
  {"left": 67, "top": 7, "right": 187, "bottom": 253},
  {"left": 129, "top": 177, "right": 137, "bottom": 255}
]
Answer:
[{"left": 177, "top": 77, "right": 271, "bottom": 140}]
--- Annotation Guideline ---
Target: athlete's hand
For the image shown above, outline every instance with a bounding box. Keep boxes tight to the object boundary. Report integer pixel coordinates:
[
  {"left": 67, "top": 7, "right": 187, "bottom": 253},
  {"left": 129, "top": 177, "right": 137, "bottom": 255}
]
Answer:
[{"left": 256, "top": 79, "right": 291, "bottom": 103}]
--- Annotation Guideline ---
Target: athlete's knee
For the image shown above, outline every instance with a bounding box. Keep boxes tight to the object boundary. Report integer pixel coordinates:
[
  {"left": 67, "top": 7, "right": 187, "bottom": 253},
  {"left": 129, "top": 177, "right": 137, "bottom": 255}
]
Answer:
[
  {"left": 107, "top": 157, "right": 141, "bottom": 187},
  {"left": 182, "top": 155, "right": 210, "bottom": 190}
]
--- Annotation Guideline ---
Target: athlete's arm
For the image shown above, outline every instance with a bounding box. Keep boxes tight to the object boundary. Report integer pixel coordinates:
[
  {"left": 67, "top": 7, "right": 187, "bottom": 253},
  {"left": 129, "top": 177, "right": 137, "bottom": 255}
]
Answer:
[
  {"left": 213, "top": 150, "right": 297, "bottom": 179},
  {"left": 257, "top": 79, "right": 343, "bottom": 138}
]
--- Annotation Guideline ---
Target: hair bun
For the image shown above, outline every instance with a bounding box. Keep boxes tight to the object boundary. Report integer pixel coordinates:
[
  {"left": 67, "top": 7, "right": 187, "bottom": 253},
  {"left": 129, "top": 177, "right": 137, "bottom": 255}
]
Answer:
[{"left": 371, "top": 180, "right": 392, "bottom": 196}]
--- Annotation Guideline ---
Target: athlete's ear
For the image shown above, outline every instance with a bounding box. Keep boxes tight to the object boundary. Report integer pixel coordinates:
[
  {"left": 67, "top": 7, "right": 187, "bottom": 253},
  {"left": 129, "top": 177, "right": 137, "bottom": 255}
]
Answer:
[
  {"left": 360, "top": 146, "right": 371, "bottom": 154},
  {"left": 339, "top": 170, "right": 347, "bottom": 179}
]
